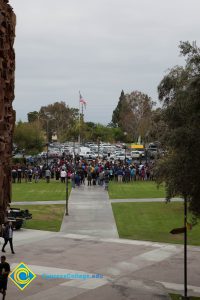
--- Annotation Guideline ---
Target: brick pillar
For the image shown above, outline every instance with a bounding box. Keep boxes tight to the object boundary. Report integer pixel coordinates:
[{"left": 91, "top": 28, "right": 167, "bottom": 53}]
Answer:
[{"left": 0, "top": 0, "right": 16, "bottom": 224}]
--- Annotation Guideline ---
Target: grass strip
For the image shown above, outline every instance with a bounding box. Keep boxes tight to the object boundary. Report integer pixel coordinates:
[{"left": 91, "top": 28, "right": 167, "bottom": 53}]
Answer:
[
  {"left": 112, "top": 202, "right": 200, "bottom": 245},
  {"left": 109, "top": 181, "right": 166, "bottom": 199},
  {"left": 12, "top": 180, "right": 71, "bottom": 201},
  {"left": 170, "top": 294, "right": 200, "bottom": 299},
  {"left": 14, "top": 204, "right": 65, "bottom": 232}
]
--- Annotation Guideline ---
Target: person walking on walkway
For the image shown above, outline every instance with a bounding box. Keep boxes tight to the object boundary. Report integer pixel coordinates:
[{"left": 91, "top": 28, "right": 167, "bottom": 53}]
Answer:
[
  {"left": 2, "top": 222, "right": 15, "bottom": 254},
  {"left": 0, "top": 255, "right": 10, "bottom": 299},
  {"left": 104, "top": 170, "right": 109, "bottom": 190},
  {"left": 71, "top": 171, "right": 75, "bottom": 188}
]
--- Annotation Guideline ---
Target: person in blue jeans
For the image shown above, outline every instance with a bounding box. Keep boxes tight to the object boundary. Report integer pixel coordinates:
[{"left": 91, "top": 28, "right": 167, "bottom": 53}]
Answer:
[
  {"left": 117, "top": 168, "right": 124, "bottom": 183},
  {"left": 2, "top": 222, "right": 15, "bottom": 254}
]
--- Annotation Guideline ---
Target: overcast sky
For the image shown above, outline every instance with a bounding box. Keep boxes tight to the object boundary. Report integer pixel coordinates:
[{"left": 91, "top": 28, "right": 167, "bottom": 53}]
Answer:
[{"left": 9, "top": 0, "right": 200, "bottom": 124}]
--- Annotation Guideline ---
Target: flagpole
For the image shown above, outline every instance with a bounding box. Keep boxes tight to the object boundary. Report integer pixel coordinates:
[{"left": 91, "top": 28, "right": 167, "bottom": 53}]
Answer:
[
  {"left": 78, "top": 91, "right": 87, "bottom": 152},
  {"left": 78, "top": 91, "right": 81, "bottom": 154},
  {"left": 81, "top": 103, "right": 84, "bottom": 121}
]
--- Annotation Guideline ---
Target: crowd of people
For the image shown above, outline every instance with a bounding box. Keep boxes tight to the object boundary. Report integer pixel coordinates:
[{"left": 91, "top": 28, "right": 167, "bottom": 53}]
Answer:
[{"left": 11, "top": 157, "right": 155, "bottom": 188}]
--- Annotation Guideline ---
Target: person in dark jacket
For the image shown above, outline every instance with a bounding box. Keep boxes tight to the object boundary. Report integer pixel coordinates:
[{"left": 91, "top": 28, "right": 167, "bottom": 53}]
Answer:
[
  {"left": 2, "top": 222, "right": 15, "bottom": 254},
  {"left": 0, "top": 255, "right": 10, "bottom": 298}
]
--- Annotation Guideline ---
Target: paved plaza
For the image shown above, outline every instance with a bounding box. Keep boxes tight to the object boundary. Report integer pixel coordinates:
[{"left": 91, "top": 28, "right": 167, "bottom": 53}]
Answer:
[{"left": 4, "top": 185, "right": 200, "bottom": 299}]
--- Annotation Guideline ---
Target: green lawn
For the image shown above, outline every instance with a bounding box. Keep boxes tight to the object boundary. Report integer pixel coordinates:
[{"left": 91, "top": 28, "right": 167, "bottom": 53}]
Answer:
[
  {"left": 12, "top": 180, "right": 71, "bottom": 202},
  {"left": 112, "top": 202, "right": 200, "bottom": 245},
  {"left": 170, "top": 294, "right": 200, "bottom": 300},
  {"left": 14, "top": 204, "right": 65, "bottom": 231},
  {"left": 108, "top": 181, "right": 166, "bottom": 199}
]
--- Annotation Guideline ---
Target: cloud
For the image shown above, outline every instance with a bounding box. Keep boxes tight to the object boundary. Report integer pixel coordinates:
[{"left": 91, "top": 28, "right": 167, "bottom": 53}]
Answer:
[{"left": 9, "top": 0, "right": 200, "bottom": 124}]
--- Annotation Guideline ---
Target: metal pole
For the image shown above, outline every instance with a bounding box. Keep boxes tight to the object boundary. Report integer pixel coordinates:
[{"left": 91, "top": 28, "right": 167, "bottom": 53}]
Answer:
[
  {"left": 46, "top": 142, "right": 49, "bottom": 167},
  {"left": 124, "top": 146, "right": 126, "bottom": 164},
  {"left": 65, "top": 166, "right": 69, "bottom": 215},
  {"left": 81, "top": 103, "right": 84, "bottom": 144},
  {"left": 145, "top": 149, "right": 148, "bottom": 164},
  {"left": 98, "top": 138, "right": 100, "bottom": 159},
  {"left": 78, "top": 92, "right": 81, "bottom": 154},
  {"left": 73, "top": 140, "right": 75, "bottom": 166},
  {"left": 182, "top": 196, "right": 189, "bottom": 299},
  {"left": 46, "top": 119, "right": 49, "bottom": 167}
]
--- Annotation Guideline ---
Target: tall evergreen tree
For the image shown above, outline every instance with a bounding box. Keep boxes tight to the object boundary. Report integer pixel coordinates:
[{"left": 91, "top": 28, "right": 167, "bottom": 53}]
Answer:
[{"left": 112, "top": 90, "right": 125, "bottom": 127}]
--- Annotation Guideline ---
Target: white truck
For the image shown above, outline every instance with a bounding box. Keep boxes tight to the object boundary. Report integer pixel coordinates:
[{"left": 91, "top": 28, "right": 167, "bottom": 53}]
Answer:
[{"left": 79, "top": 147, "right": 97, "bottom": 159}]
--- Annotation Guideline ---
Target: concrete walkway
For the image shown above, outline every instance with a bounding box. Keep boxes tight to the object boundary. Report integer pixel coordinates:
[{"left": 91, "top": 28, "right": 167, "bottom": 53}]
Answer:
[
  {"left": 60, "top": 184, "right": 119, "bottom": 238},
  {"left": 7, "top": 229, "right": 200, "bottom": 300},
  {"left": 7, "top": 190, "right": 200, "bottom": 299},
  {"left": 111, "top": 197, "right": 182, "bottom": 203},
  {"left": 13, "top": 200, "right": 66, "bottom": 205},
  {"left": 13, "top": 197, "right": 182, "bottom": 206}
]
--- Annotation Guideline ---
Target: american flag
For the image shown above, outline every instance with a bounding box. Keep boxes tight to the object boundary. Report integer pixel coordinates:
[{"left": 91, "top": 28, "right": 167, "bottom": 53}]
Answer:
[{"left": 79, "top": 92, "right": 87, "bottom": 108}]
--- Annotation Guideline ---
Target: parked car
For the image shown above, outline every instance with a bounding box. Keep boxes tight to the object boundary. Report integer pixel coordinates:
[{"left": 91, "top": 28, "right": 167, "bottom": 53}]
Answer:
[
  {"left": 115, "top": 153, "right": 125, "bottom": 160},
  {"left": 131, "top": 151, "right": 141, "bottom": 158},
  {"left": 125, "top": 153, "right": 132, "bottom": 161}
]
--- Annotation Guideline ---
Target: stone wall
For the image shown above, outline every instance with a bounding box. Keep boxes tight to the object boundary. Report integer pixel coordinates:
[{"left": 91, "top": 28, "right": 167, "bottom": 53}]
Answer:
[{"left": 0, "top": 0, "right": 16, "bottom": 224}]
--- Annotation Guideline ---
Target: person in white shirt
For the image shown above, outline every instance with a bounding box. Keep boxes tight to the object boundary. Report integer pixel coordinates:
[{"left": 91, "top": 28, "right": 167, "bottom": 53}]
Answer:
[{"left": 60, "top": 169, "right": 67, "bottom": 183}]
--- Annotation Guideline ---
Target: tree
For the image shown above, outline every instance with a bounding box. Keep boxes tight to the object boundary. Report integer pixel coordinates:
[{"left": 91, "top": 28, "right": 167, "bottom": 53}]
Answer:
[
  {"left": 112, "top": 90, "right": 125, "bottom": 127},
  {"left": 81, "top": 122, "right": 124, "bottom": 143},
  {"left": 155, "top": 41, "right": 200, "bottom": 217},
  {"left": 28, "top": 102, "right": 79, "bottom": 142},
  {"left": 27, "top": 111, "right": 39, "bottom": 123},
  {"left": 148, "top": 108, "right": 168, "bottom": 145},
  {"left": 112, "top": 90, "right": 154, "bottom": 141},
  {"left": 14, "top": 121, "right": 45, "bottom": 155}
]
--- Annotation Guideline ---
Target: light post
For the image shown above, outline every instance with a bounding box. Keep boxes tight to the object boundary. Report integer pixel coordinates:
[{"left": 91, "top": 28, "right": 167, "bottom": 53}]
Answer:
[
  {"left": 170, "top": 196, "right": 190, "bottom": 300},
  {"left": 38, "top": 113, "right": 51, "bottom": 167},
  {"left": 145, "top": 148, "right": 148, "bottom": 164},
  {"left": 182, "top": 196, "right": 189, "bottom": 300},
  {"left": 123, "top": 132, "right": 127, "bottom": 164},
  {"left": 97, "top": 137, "right": 100, "bottom": 160},
  {"left": 46, "top": 118, "right": 50, "bottom": 167},
  {"left": 65, "top": 164, "right": 69, "bottom": 215},
  {"left": 124, "top": 145, "right": 127, "bottom": 164},
  {"left": 73, "top": 139, "right": 75, "bottom": 165},
  {"left": 46, "top": 142, "right": 49, "bottom": 167}
]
